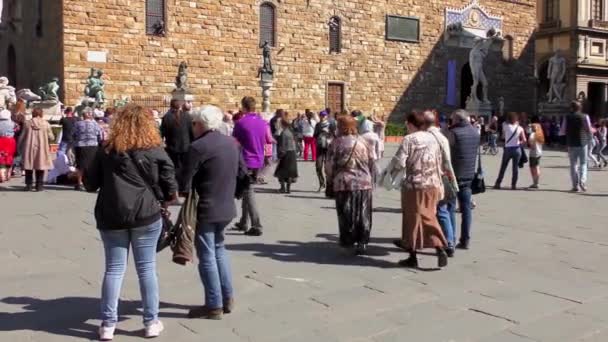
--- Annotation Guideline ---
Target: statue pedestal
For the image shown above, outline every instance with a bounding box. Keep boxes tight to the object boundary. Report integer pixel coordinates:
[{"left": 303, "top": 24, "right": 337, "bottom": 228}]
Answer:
[
  {"left": 31, "top": 100, "right": 62, "bottom": 121},
  {"left": 465, "top": 99, "right": 492, "bottom": 118},
  {"left": 260, "top": 76, "right": 273, "bottom": 114},
  {"left": 171, "top": 89, "right": 194, "bottom": 102},
  {"left": 538, "top": 101, "right": 569, "bottom": 118}
]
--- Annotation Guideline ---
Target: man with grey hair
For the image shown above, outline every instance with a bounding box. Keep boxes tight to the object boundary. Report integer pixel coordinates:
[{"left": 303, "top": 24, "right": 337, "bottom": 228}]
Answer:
[
  {"left": 180, "top": 105, "right": 241, "bottom": 319},
  {"left": 424, "top": 111, "right": 459, "bottom": 256},
  {"left": 447, "top": 109, "right": 480, "bottom": 250}
]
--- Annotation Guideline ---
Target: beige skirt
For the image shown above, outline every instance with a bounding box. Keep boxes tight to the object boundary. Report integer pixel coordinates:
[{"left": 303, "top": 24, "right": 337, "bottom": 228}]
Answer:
[{"left": 400, "top": 187, "right": 447, "bottom": 251}]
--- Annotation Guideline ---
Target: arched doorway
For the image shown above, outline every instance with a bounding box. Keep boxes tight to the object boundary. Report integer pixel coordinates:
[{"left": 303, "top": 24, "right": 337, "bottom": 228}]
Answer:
[
  {"left": 7, "top": 45, "right": 17, "bottom": 88},
  {"left": 460, "top": 63, "right": 482, "bottom": 108}
]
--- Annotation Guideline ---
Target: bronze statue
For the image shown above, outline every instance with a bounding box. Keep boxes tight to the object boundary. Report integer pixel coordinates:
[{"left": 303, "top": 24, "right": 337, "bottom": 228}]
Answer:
[
  {"left": 84, "top": 68, "right": 105, "bottom": 104},
  {"left": 38, "top": 77, "right": 60, "bottom": 102},
  {"left": 261, "top": 41, "right": 273, "bottom": 74},
  {"left": 175, "top": 61, "right": 188, "bottom": 91}
]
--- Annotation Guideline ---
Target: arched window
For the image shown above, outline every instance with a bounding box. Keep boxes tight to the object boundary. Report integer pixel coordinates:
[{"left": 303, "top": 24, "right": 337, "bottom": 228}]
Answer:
[
  {"left": 503, "top": 35, "right": 514, "bottom": 61},
  {"left": 260, "top": 2, "right": 276, "bottom": 47},
  {"left": 329, "top": 16, "right": 341, "bottom": 53}
]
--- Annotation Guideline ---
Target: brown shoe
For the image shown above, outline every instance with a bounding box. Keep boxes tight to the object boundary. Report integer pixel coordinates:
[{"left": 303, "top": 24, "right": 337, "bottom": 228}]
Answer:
[
  {"left": 223, "top": 298, "right": 234, "bottom": 314},
  {"left": 187, "top": 306, "right": 223, "bottom": 320}
]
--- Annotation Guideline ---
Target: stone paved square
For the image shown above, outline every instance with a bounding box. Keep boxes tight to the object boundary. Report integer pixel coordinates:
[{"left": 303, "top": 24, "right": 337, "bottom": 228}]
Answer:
[{"left": 1, "top": 145, "right": 608, "bottom": 342}]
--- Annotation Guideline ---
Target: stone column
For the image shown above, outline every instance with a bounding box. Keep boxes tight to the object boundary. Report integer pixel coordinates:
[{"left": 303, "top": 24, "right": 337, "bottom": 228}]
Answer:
[{"left": 260, "top": 77, "right": 273, "bottom": 114}]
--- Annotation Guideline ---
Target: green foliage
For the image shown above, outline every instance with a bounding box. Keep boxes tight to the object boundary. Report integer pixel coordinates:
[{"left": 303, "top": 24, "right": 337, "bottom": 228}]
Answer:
[{"left": 385, "top": 122, "right": 407, "bottom": 136}]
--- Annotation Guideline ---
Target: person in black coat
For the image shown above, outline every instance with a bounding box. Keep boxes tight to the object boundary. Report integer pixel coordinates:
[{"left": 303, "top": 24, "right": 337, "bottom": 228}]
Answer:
[
  {"left": 84, "top": 103, "right": 177, "bottom": 340},
  {"left": 160, "top": 99, "right": 193, "bottom": 185}
]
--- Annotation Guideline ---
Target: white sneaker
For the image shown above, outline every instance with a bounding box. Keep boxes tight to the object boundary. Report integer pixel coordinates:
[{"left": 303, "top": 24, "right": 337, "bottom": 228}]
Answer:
[
  {"left": 99, "top": 324, "right": 115, "bottom": 341},
  {"left": 144, "top": 320, "right": 164, "bottom": 338}
]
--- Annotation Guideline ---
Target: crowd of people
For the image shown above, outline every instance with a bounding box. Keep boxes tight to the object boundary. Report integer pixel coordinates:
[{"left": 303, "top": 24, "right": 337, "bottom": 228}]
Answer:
[{"left": 0, "top": 94, "right": 603, "bottom": 340}]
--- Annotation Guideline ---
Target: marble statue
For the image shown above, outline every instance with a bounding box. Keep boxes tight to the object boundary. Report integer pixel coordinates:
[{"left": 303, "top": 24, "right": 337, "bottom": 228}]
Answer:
[
  {"left": 84, "top": 68, "right": 105, "bottom": 104},
  {"left": 469, "top": 29, "right": 501, "bottom": 104},
  {"left": 38, "top": 77, "right": 60, "bottom": 102},
  {"left": 261, "top": 41, "right": 273, "bottom": 74},
  {"left": 546, "top": 51, "right": 567, "bottom": 103},
  {"left": 16, "top": 88, "right": 41, "bottom": 102},
  {"left": 0, "top": 77, "right": 17, "bottom": 109},
  {"left": 498, "top": 96, "right": 504, "bottom": 116},
  {"left": 175, "top": 61, "right": 188, "bottom": 91}
]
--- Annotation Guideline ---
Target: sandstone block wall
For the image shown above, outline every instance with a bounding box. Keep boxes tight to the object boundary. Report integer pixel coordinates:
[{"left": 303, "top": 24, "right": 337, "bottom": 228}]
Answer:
[{"left": 59, "top": 0, "right": 536, "bottom": 118}]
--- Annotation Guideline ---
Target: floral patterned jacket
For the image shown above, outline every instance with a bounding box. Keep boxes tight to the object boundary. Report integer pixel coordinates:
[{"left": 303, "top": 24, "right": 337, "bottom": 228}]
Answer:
[{"left": 325, "top": 135, "right": 375, "bottom": 192}]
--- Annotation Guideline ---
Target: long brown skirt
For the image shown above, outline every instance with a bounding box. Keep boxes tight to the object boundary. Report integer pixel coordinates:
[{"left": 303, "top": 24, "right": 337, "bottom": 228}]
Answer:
[{"left": 400, "top": 187, "right": 447, "bottom": 251}]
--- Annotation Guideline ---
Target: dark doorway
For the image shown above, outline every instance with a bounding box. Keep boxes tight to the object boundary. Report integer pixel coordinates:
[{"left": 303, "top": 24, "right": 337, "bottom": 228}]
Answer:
[
  {"left": 460, "top": 63, "right": 482, "bottom": 108},
  {"left": 7, "top": 45, "right": 17, "bottom": 89},
  {"left": 587, "top": 82, "right": 605, "bottom": 120},
  {"left": 537, "top": 61, "right": 550, "bottom": 102}
]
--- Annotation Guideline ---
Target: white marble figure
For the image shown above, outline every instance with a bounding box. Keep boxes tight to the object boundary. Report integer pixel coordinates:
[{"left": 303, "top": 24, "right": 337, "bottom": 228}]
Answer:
[
  {"left": 469, "top": 30, "right": 501, "bottom": 104},
  {"left": 546, "top": 50, "right": 567, "bottom": 103},
  {"left": 0, "top": 77, "right": 17, "bottom": 109},
  {"left": 16, "top": 88, "right": 41, "bottom": 102}
]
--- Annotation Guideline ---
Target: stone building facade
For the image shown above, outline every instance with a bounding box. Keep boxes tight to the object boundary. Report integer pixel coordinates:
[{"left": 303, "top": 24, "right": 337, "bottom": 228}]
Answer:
[
  {"left": 536, "top": 0, "right": 608, "bottom": 118},
  {"left": 0, "top": 0, "right": 536, "bottom": 119}
]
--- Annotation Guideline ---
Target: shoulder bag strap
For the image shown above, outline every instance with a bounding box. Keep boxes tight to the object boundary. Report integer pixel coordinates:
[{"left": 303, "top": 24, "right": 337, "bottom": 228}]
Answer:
[
  {"left": 126, "top": 151, "right": 164, "bottom": 203},
  {"left": 477, "top": 144, "right": 483, "bottom": 173},
  {"left": 505, "top": 124, "right": 519, "bottom": 145},
  {"left": 337, "top": 139, "right": 359, "bottom": 173}
]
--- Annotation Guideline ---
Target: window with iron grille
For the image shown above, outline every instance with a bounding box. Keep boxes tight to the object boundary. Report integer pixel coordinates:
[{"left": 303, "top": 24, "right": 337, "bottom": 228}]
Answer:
[
  {"left": 545, "top": 0, "right": 558, "bottom": 22},
  {"left": 593, "top": 0, "right": 604, "bottom": 21},
  {"left": 329, "top": 16, "right": 341, "bottom": 53},
  {"left": 146, "top": 0, "right": 166, "bottom": 36},
  {"left": 260, "top": 3, "right": 276, "bottom": 47}
]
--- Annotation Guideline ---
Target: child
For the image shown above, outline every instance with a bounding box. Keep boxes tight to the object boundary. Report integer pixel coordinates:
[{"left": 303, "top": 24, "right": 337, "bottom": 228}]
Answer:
[
  {"left": 528, "top": 122, "right": 545, "bottom": 189},
  {"left": 275, "top": 113, "right": 298, "bottom": 193}
]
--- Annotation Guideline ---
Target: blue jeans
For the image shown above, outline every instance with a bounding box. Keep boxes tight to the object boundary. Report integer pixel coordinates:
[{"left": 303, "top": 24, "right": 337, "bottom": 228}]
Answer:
[
  {"left": 195, "top": 221, "right": 234, "bottom": 309},
  {"left": 437, "top": 200, "right": 456, "bottom": 247},
  {"left": 99, "top": 219, "right": 162, "bottom": 326},
  {"left": 489, "top": 134, "right": 498, "bottom": 149},
  {"left": 568, "top": 146, "right": 588, "bottom": 188},
  {"left": 495, "top": 146, "right": 522, "bottom": 187},
  {"left": 455, "top": 185, "right": 473, "bottom": 243}
]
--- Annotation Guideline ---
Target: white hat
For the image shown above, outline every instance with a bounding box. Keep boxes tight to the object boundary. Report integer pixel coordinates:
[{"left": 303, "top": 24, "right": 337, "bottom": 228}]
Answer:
[{"left": 0, "top": 109, "right": 11, "bottom": 120}]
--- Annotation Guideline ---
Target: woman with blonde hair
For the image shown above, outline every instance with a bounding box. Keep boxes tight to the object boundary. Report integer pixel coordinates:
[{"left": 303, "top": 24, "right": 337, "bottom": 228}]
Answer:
[
  {"left": 528, "top": 119, "right": 545, "bottom": 189},
  {"left": 84, "top": 103, "right": 177, "bottom": 340}
]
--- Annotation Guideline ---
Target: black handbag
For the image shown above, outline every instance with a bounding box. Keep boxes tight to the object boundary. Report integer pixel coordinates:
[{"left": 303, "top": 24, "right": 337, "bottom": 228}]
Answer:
[
  {"left": 471, "top": 146, "right": 486, "bottom": 195},
  {"left": 127, "top": 152, "right": 176, "bottom": 253}
]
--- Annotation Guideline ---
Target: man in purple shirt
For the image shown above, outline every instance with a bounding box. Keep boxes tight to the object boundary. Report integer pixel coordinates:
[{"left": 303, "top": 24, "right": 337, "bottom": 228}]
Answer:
[{"left": 232, "top": 96, "right": 267, "bottom": 236}]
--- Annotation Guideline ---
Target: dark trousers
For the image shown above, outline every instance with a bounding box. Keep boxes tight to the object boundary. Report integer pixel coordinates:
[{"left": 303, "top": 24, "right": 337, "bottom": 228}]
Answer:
[
  {"left": 25, "top": 170, "right": 45, "bottom": 186},
  {"left": 167, "top": 150, "right": 188, "bottom": 185},
  {"left": 495, "top": 146, "right": 522, "bottom": 187},
  {"left": 315, "top": 148, "right": 328, "bottom": 188}
]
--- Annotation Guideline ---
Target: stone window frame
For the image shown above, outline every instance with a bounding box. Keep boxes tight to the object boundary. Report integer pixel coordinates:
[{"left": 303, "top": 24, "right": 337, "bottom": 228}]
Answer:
[
  {"left": 544, "top": 0, "right": 559, "bottom": 22},
  {"left": 588, "top": 38, "right": 606, "bottom": 58},
  {"left": 259, "top": 2, "right": 277, "bottom": 47},
  {"left": 385, "top": 15, "right": 420, "bottom": 43},
  {"left": 145, "top": 0, "right": 167, "bottom": 37},
  {"left": 592, "top": 0, "right": 605, "bottom": 21},
  {"left": 328, "top": 16, "right": 342, "bottom": 54}
]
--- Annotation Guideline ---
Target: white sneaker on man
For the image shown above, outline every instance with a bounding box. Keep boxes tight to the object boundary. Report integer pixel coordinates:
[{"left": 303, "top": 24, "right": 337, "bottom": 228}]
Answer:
[
  {"left": 98, "top": 324, "right": 115, "bottom": 341},
  {"left": 144, "top": 320, "right": 164, "bottom": 338}
]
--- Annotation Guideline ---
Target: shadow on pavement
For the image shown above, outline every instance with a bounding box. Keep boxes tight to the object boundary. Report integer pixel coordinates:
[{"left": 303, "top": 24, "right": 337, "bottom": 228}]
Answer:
[
  {"left": 0, "top": 296, "right": 189, "bottom": 339},
  {"left": 229, "top": 235, "right": 401, "bottom": 269}
]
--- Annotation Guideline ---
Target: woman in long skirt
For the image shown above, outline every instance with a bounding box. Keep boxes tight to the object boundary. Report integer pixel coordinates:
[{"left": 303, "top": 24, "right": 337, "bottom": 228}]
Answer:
[
  {"left": 325, "top": 115, "right": 375, "bottom": 255},
  {"left": 390, "top": 112, "right": 448, "bottom": 268},
  {"left": 274, "top": 113, "right": 298, "bottom": 193}
]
